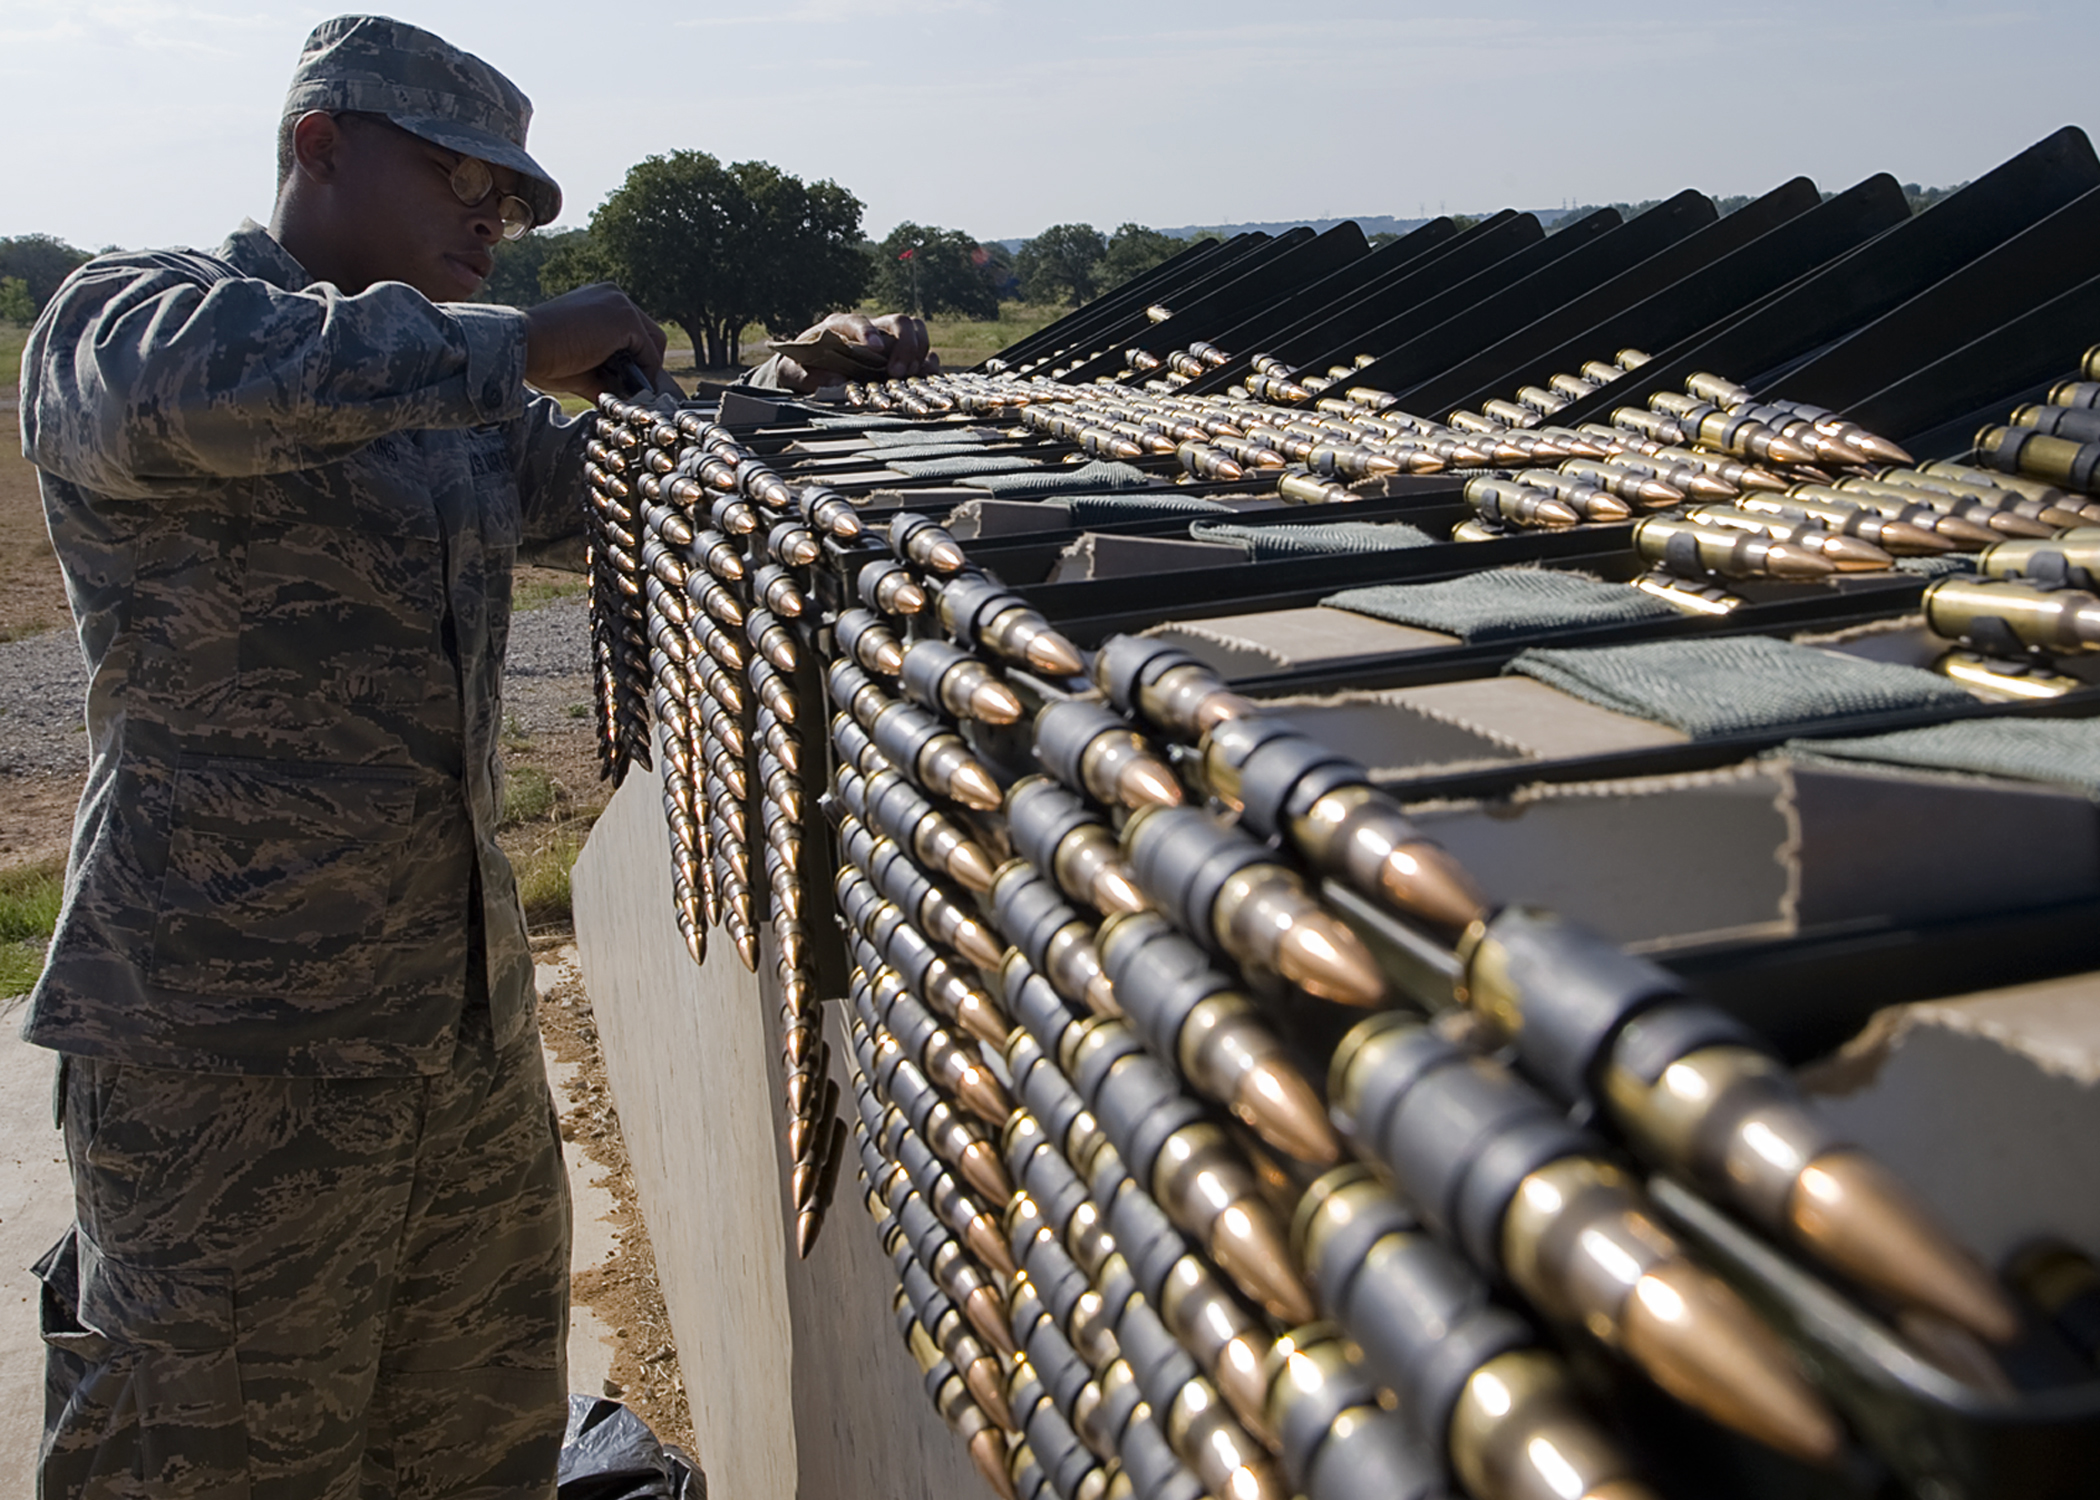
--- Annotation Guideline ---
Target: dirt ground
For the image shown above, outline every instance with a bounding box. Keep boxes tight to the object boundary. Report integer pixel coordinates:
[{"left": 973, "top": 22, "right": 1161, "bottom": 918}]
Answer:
[
  {"left": 536, "top": 936, "right": 696, "bottom": 1455},
  {"left": 0, "top": 439, "right": 72, "bottom": 645}
]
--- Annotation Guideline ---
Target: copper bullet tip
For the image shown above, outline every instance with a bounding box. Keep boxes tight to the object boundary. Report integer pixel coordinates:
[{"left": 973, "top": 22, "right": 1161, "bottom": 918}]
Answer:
[
  {"left": 1023, "top": 631, "right": 1086, "bottom": 679},
  {"left": 967, "top": 1286, "right": 1018, "bottom": 1358},
  {"left": 1936, "top": 514, "right": 2002, "bottom": 549},
  {"left": 895, "top": 582, "right": 928, "bottom": 614},
  {"left": 1539, "top": 498, "right": 1582, "bottom": 527},
  {"left": 959, "top": 1141, "right": 1013, "bottom": 1204},
  {"left": 951, "top": 918, "right": 1007, "bottom": 970},
  {"left": 785, "top": 537, "right": 820, "bottom": 566},
  {"left": 1636, "top": 478, "right": 1684, "bottom": 507},
  {"left": 1764, "top": 542, "right": 1839, "bottom": 580},
  {"left": 967, "top": 1218, "right": 1019, "bottom": 1281},
  {"left": 795, "top": 1208, "right": 823, "bottom": 1258},
  {"left": 947, "top": 843, "right": 998, "bottom": 895},
  {"left": 1985, "top": 510, "right": 2061, "bottom": 539},
  {"left": 948, "top": 761, "right": 1005, "bottom": 813},
  {"left": 1207, "top": 1197, "right": 1317, "bottom": 1326},
  {"left": 1737, "top": 466, "right": 1790, "bottom": 493},
  {"left": 1588, "top": 493, "right": 1634, "bottom": 522},
  {"left": 1091, "top": 867, "right": 1152, "bottom": 917},
  {"left": 1234, "top": 1063, "right": 1340, "bottom": 1165},
  {"left": 965, "top": 1357, "right": 1016, "bottom": 1430},
  {"left": 972, "top": 681, "right": 1026, "bottom": 726},
  {"left": 1274, "top": 915, "right": 1386, "bottom": 1007},
  {"left": 871, "top": 640, "right": 905, "bottom": 675},
  {"left": 1789, "top": 1150, "right": 2019, "bottom": 1345},
  {"left": 1854, "top": 433, "right": 1914, "bottom": 466},
  {"left": 1767, "top": 434, "right": 1820, "bottom": 468},
  {"left": 969, "top": 1430, "right": 1018, "bottom": 1500},
  {"left": 735, "top": 932, "right": 759, "bottom": 972},
  {"left": 1115, "top": 758, "right": 1185, "bottom": 810},
  {"left": 1821, "top": 534, "right": 1895, "bottom": 571},
  {"left": 1878, "top": 519, "right": 1954, "bottom": 556},
  {"left": 927, "top": 540, "right": 968, "bottom": 573},
  {"left": 1621, "top": 1258, "right": 1842, "bottom": 1468},
  {"left": 956, "top": 1064, "right": 1014, "bottom": 1126},
  {"left": 1687, "top": 474, "right": 1737, "bottom": 501}
]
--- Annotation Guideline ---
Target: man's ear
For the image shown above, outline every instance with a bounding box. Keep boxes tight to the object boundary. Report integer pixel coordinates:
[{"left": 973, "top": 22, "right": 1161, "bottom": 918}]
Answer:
[{"left": 290, "top": 110, "right": 344, "bottom": 186}]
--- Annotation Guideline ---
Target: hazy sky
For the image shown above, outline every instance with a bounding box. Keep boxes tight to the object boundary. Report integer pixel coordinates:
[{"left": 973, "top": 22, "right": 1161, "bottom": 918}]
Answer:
[{"left": 2, "top": 0, "right": 2094, "bottom": 253}]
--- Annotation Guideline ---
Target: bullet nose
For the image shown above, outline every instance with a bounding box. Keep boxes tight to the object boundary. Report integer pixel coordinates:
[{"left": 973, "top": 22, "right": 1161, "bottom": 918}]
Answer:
[{"left": 1788, "top": 1150, "right": 2019, "bottom": 1345}]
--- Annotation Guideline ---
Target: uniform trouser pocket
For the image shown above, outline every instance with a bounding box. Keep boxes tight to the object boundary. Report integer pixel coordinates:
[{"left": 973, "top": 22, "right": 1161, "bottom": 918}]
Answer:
[{"left": 36, "top": 1225, "right": 251, "bottom": 1499}]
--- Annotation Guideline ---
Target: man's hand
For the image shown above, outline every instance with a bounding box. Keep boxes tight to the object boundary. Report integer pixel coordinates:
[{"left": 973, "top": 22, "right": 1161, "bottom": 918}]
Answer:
[
  {"left": 774, "top": 312, "right": 940, "bottom": 394},
  {"left": 523, "top": 284, "right": 668, "bottom": 400}
]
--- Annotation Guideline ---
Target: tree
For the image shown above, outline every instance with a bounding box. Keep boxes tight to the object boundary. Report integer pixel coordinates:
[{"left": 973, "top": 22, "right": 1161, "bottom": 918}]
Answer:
[
  {"left": 0, "top": 234, "right": 92, "bottom": 316},
  {"left": 1367, "top": 231, "right": 1402, "bottom": 249},
  {"left": 583, "top": 151, "right": 871, "bottom": 369},
  {"left": 0, "top": 277, "right": 34, "bottom": 325},
  {"left": 539, "top": 232, "right": 616, "bottom": 301},
  {"left": 480, "top": 226, "right": 590, "bottom": 308},
  {"left": 872, "top": 222, "right": 1000, "bottom": 319},
  {"left": 1016, "top": 223, "right": 1107, "bottom": 308},
  {"left": 1099, "top": 223, "right": 1180, "bottom": 292}
]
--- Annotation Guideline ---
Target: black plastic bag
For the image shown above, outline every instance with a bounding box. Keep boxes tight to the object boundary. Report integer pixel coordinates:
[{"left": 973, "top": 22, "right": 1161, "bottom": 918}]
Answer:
[{"left": 557, "top": 1394, "right": 703, "bottom": 1500}]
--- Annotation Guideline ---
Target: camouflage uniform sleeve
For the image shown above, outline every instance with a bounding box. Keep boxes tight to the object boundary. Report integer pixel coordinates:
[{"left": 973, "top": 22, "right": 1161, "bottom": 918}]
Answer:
[
  {"left": 511, "top": 390, "right": 591, "bottom": 543},
  {"left": 20, "top": 254, "right": 528, "bottom": 501}
]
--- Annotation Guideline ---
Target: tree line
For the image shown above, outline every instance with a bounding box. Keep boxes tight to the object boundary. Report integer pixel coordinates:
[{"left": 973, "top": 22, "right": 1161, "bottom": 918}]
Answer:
[{"left": 486, "top": 151, "right": 1196, "bottom": 367}]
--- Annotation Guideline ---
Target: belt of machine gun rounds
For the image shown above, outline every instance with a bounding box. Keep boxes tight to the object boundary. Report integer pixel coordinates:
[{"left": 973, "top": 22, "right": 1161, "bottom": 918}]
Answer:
[{"left": 579, "top": 331, "right": 2100, "bottom": 1499}]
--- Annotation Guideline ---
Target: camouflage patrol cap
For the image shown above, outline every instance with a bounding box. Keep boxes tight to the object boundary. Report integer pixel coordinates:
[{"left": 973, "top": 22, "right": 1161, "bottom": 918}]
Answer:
[{"left": 283, "top": 14, "right": 561, "bottom": 226}]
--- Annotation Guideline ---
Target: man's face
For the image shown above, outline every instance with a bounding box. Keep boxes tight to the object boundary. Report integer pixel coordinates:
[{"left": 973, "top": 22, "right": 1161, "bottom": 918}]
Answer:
[{"left": 315, "top": 112, "right": 521, "bottom": 302}]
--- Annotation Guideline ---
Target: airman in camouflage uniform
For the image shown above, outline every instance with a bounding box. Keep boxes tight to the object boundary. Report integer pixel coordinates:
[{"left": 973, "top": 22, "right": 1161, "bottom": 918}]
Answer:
[{"left": 17, "top": 16, "right": 667, "bottom": 1496}]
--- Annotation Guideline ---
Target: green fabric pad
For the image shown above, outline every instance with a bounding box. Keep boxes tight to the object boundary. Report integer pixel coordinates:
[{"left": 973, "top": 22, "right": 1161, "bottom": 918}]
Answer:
[
  {"left": 1322, "top": 569, "right": 1675, "bottom": 643},
  {"left": 1506, "top": 634, "right": 1974, "bottom": 739}
]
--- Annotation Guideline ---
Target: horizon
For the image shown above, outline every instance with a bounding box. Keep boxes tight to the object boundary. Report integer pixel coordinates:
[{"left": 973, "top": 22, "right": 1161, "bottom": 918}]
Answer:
[{"left": 0, "top": 1, "right": 2091, "bottom": 256}]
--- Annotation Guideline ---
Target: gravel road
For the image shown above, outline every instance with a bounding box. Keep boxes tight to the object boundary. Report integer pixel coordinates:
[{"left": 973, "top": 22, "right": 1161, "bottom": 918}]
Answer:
[
  {"left": 0, "top": 624, "right": 88, "bottom": 778},
  {"left": 0, "top": 593, "right": 593, "bottom": 780}
]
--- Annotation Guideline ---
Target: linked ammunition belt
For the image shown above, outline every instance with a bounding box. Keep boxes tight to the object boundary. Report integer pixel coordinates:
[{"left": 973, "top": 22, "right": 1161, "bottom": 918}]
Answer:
[{"left": 578, "top": 319, "right": 2100, "bottom": 1500}]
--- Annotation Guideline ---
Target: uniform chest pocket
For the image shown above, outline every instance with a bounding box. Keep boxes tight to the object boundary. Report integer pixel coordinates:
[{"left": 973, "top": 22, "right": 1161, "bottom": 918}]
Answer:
[{"left": 148, "top": 756, "right": 419, "bottom": 998}]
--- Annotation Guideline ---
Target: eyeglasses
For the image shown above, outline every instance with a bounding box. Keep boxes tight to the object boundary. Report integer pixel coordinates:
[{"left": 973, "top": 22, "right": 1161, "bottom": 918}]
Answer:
[
  {"left": 335, "top": 112, "right": 535, "bottom": 240},
  {"left": 442, "top": 155, "right": 536, "bottom": 242}
]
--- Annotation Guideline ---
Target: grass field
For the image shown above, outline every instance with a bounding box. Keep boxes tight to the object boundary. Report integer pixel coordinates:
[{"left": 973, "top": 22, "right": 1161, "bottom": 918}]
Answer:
[{"left": 0, "top": 857, "right": 63, "bottom": 997}]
